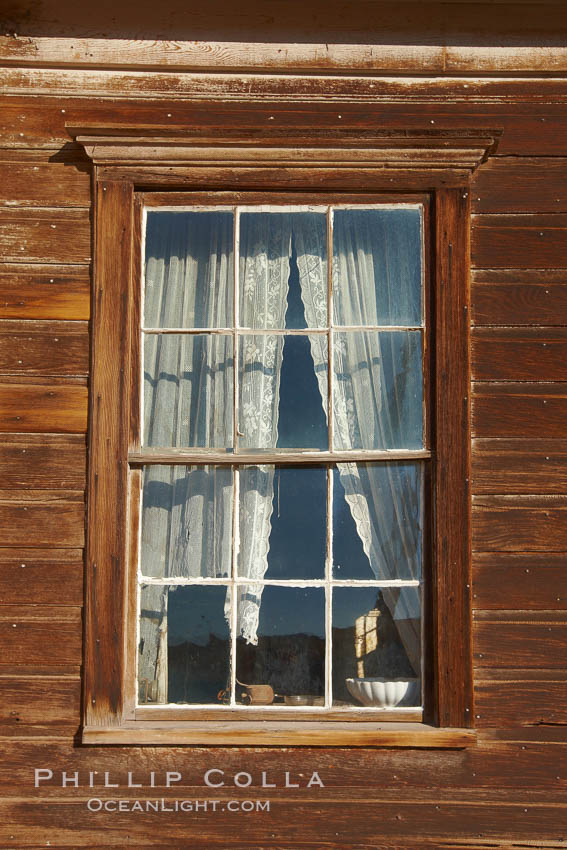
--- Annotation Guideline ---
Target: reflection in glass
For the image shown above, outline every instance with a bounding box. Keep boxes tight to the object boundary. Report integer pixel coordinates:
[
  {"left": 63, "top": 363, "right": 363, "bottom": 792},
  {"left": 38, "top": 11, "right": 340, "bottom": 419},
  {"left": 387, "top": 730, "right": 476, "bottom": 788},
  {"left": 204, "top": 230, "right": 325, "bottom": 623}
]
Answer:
[
  {"left": 333, "top": 330, "right": 422, "bottom": 450},
  {"left": 144, "top": 211, "right": 234, "bottom": 329},
  {"left": 141, "top": 465, "right": 233, "bottom": 579},
  {"left": 239, "top": 334, "right": 327, "bottom": 450},
  {"left": 236, "top": 586, "right": 325, "bottom": 703},
  {"left": 262, "top": 466, "right": 326, "bottom": 580},
  {"left": 239, "top": 211, "right": 327, "bottom": 329},
  {"left": 332, "top": 586, "right": 421, "bottom": 707},
  {"left": 138, "top": 585, "right": 231, "bottom": 705},
  {"left": 143, "top": 333, "right": 233, "bottom": 448},
  {"left": 333, "top": 463, "right": 423, "bottom": 581},
  {"left": 333, "top": 208, "right": 422, "bottom": 327}
]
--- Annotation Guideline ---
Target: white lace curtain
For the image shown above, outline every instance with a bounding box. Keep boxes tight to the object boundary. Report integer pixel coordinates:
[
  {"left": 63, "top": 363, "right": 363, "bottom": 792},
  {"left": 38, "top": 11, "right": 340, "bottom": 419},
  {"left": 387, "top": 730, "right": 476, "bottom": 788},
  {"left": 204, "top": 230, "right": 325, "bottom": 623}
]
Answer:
[{"left": 140, "top": 209, "right": 422, "bottom": 699}]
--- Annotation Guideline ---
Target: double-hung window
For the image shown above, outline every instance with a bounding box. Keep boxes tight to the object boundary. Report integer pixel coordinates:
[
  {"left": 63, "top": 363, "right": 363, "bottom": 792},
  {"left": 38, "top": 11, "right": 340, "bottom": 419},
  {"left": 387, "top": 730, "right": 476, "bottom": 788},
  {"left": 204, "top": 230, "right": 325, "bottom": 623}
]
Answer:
[
  {"left": 74, "top": 124, "right": 497, "bottom": 745},
  {"left": 137, "top": 201, "right": 427, "bottom": 716}
]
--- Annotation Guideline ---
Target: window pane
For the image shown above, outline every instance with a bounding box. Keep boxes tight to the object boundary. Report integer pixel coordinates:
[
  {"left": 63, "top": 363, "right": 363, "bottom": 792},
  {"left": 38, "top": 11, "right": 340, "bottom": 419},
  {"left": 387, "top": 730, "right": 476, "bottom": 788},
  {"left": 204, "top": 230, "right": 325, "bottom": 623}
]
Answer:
[
  {"left": 333, "top": 208, "right": 422, "bottom": 327},
  {"left": 239, "top": 211, "right": 327, "bottom": 329},
  {"left": 144, "top": 211, "right": 233, "bottom": 329},
  {"left": 332, "top": 586, "right": 421, "bottom": 707},
  {"left": 238, "top": 334, "right": 327, "bottom": 450},
  {"left": 238, "top": 466, "right": 326, "bottom": 581},
  {"left": 138, "top": 585, "right": 231, "bottom": 705},
  {"left": 236, "top": 586, "right": 325, "bottom": 705},
  {"left": 333, "top": 463, "right": 423, "bottom": 581},
  {"left": 143, "top": 333, "right": 233, "bottom": 448},
  {"left": 333, "top": 330, "right": 422, "bottom": 450},
  {"left": 141, "top": 465, "right": 233, "bottom": 579}
]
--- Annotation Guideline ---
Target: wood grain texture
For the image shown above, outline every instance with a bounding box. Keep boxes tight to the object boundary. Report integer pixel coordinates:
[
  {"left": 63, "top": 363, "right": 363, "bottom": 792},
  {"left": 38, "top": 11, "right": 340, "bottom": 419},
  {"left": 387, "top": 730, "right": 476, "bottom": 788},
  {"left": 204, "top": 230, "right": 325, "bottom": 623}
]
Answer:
[
  {"left": 472, "top": 552, "right": 567, "bottom": 608},
  {"left": 473, "top": 495, "right": 567, "bottom": 551},
  {"left": 474, "top": 672, "right": 567, "bottom": 726},
  {"left": 0, "top": 798, "right": 564, "bottom": 846},
  {"left": 0, "top": 613, "right": 82, "bottom": 666},
  {"left": 0, "top": 491, "right": 85, "bottom": 547},
  {"left": 0, "top": 319, "right": 89, "bottom": 376},
  {"left": 472, "top": 328, "right": 567, "bottom": 381},
  {"left": 472, "top": 382, "right": 567, "bottom": 438},
  {"left": 432, "top": 188, "right": 473, "bottom": 729},
  {"left": 472, "top": 438, "right": 567, "bottom": 494},
  {"left": 0, "top": 433, "right": 86, "bottom": 489},
  {"left": 472, "top": 157, "right": 567, "bottom": 214},
  {"left": 474, "top": 615, "right": 567, "bottom": 668},
  {"left": 0, "top": 264, "right": 90, "bottom": 320},
  {"left": 0, "top": 161, "right": 90, "bottom": 208},
  {"left": 0, "top": 378, "right": 87, "bottom": 432},
  {"left": 472, "top": 214, "right": 567, "bottom": 269},
  {"left": 3, "top": 97, "right": 567, "bottom": 154},
  {"left": 84, "top": 179, "right": 133, "bottom": 728},
  {"left": 0, "top": 547, "right": 83, "bottom": 605},
  {"left": 3, "top": 35, "right": 567, "bottom": 75},
  {"left": 0, "top": 675, "right": 80, "bottom": 728},
  {"left": 0, "top": 208, "right": 90, "bottom": 264},
  {"left": 471, "top": 269, "right": 567, "bottom": 326}
]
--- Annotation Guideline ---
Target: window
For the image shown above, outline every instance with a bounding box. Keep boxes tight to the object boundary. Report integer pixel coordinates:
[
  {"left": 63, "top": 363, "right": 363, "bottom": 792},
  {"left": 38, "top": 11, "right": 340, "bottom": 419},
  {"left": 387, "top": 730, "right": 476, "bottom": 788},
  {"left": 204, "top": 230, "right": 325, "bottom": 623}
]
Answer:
[
  {"left": 74, "top": 124, "right": 498, "bottom": 745},
  {"left": 137, "top": 202, "right": 426, "bottom": 715}
]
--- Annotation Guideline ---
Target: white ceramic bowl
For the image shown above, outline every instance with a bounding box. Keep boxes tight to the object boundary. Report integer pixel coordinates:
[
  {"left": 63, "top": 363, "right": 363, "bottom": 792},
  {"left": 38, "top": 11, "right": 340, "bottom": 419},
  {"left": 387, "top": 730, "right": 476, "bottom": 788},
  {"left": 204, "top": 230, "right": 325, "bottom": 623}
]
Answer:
[{"left": 345, "top": 677, "right": 420, "bottom": 707}]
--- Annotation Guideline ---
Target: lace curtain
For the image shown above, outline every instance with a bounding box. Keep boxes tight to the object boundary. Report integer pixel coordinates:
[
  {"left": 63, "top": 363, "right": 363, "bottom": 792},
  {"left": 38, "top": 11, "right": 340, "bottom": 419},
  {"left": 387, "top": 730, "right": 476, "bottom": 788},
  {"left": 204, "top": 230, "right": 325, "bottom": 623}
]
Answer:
[{"left": 140, "top": 209, "right": 423, "bottom": 700}]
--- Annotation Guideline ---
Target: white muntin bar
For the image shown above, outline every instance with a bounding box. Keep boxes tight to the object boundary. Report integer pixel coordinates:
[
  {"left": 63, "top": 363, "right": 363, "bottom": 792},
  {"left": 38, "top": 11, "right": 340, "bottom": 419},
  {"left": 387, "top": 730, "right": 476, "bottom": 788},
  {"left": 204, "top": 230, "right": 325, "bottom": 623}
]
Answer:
[{"left": 139, "top": 577, "right": 421, "bottom": 588}]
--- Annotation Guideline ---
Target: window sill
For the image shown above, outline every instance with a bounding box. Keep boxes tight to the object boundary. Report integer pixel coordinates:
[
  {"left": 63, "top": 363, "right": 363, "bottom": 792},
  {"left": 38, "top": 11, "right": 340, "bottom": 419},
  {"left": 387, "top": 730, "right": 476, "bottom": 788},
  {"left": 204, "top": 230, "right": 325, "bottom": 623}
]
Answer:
[{"left": 82, "top": 722, "right": 477, "bottom": 748}]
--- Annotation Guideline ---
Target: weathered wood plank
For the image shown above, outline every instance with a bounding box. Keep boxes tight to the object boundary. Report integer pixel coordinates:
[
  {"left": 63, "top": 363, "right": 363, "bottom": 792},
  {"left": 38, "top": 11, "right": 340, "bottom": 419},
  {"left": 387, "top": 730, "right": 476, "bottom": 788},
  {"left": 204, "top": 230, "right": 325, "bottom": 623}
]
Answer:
[
  {"left": 0, "top": 264, "right": 90, "bottom": 320},
  {"left": 474, "top": 675, "right": 567, "bottom": 726},
  {"left": 0, "top": 675, "right": 80, "bottom": 728},
  {"left": 0, "top": 799, "right": 564, "bottom": 845},
  {"left": 0, "top": 208, "right": 91, "bottom": 264},
  {"left": 472, "top": 382, "right": 567, "bottom": 438},
  {"left": 472, "top": 438, "right": 567, "bottom": 494},
  {"left": 0, "top": 433, "right": 86, "bottom": 489},
  {"left": 474, "top": 617, "right": 567, "bottom": 668},
  {"left": 472, "top": 551, "right": 567, "bottom": 608},
  {"left": 472, "top": 327, "right": 567, "bottom": 381},
  {"left": 0, "top": 492, "right": 85, "bottom": 547},
  {"left": 473, "top": 496, "right": 567, "bottom": 551},
  {"left": 0, "top": 547, "right": 83, "bottom": 605},
  {"left": 0, "top": 161, "right": 90, "bottom": 208},
  {"left": 472, "top": 158, "right": 567, "bottom": 214},
  {"left": 471, "top": 269, "right": 567, "bottom": 326},
  {"left": 0, "top": 618, "right": 82, "bottom": 666},
  {"left": 3, "top": 97, "right": 567, "bottom": 154},
  {"left": 0, "top": 319, "right": 89, "bottom": 376},
  {"left": 472, "top": 214, "right": 567, "bottom": 269},
  {"left": 4, "top": 67, "right": 567, "bottom": 103},
  {"left": 0, "top": 379, "right": 88, "bottom": 433},
  {"left": 3, "top": 36, "right": 567, "bottom": 76}
]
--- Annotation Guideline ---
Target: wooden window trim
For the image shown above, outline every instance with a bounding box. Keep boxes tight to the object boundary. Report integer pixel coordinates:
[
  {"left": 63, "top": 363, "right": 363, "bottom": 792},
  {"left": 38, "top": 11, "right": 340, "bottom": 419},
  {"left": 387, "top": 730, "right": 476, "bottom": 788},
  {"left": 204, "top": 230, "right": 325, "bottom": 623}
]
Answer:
[{"left": 73, "top": 122, "right": 499, "bottom": 747}]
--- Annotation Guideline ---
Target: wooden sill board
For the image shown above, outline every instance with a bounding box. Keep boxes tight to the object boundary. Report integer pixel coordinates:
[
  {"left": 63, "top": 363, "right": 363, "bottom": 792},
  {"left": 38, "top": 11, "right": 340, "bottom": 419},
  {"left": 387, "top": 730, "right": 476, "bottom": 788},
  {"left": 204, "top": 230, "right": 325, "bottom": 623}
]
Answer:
[{"left": 82, "top": 723, "right": 477, "bottom": 748}]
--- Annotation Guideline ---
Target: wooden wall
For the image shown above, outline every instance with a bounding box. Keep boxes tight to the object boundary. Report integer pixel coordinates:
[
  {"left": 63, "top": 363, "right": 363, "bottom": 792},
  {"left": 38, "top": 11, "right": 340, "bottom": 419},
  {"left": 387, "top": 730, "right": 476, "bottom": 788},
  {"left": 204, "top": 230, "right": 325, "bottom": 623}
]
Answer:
[{"left": 1, "top": 4, "right": 566, "bottom": 845}]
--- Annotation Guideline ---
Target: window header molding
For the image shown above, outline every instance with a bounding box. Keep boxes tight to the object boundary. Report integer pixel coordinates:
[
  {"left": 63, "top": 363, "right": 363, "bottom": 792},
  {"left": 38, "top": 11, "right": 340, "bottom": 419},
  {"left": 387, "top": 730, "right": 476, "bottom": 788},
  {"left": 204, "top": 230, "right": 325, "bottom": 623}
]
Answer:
[{"left": 69, "top": 124, "right": 500, "bottom": 186}]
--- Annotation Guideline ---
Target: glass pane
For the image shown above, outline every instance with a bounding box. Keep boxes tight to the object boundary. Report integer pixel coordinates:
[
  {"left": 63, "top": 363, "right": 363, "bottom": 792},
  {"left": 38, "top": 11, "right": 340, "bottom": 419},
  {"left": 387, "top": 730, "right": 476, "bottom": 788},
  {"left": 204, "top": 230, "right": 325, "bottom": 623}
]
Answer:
[
  {"left": 236, "top": 586, "right": 325, "bottom": 705},
  {"left": 333, "top": 330, "right": 422, "bottom": 450},
  {"left": 239, "top": 211, "right": 327, "bottom": 329},
  {"left": 141, "top": 465, "right": 233, "bottom": 579},
  {"left": 333, "top": 208, "right": 422, "bottom": 327},
  {"left": 144, "top": 211, "right": 233, "bottom": 329},
  {"left": 239, "top": 334, "right": 327, "bottom": 450},
  {"left": 143, "top": 333, "right": 233, "bottom": 448},
  {"left": 332, "top": 586, "right": 421, "bottom": 707},
  {"left": 138, "top": 585, "right": 231, "bottom": 705},
  {"left": 333, "top": 463, "right": 423, "bottom": 581},
  {"left": 237, "top": 466, "right": 326, "bottom": 580}
]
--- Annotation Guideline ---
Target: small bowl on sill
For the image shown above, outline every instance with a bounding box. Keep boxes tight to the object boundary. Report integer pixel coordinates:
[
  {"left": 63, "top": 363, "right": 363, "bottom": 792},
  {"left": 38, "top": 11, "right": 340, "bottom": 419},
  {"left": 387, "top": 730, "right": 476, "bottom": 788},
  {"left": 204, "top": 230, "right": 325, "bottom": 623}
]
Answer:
[{"left": 345, "top": 677, "right": 420, "bottom": 708}]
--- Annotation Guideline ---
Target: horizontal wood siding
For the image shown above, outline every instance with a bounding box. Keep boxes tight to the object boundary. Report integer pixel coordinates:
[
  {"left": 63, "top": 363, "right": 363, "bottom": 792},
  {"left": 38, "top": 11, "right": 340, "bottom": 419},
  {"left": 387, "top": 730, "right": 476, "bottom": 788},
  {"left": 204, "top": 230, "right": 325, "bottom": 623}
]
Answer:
[{"left": 0, "top": 39, "right": 566, "bottom": 849}]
